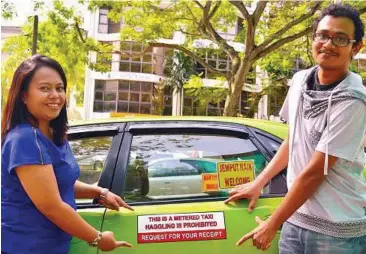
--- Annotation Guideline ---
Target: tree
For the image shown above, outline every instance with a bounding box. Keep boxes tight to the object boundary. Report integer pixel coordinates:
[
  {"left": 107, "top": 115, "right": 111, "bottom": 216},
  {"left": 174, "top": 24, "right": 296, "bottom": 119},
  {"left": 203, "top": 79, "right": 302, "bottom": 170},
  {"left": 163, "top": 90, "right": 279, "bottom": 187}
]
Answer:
[
  {"left": 1, "top": 0, "right": 16, "bottom": 20},
  {"left": 163, "top": 51, "right": 195, "bottom": 115},
  {"left": 85, "top": 0, "right": 363, "bottom": 116},
  {"left": 88, "top": 0, "right": 366, "bottom": 116},
  {"left": 1, "top": 0, "right": 113, "bottom": 107}
]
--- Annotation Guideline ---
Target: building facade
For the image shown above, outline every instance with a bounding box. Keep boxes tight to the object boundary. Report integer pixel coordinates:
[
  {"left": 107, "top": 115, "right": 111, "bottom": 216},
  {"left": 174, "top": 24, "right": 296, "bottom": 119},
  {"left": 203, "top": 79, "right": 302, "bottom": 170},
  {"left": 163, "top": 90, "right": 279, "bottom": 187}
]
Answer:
[
  {"left": 82, "top": 5, "right": 271, "bottom": 120},
  {"left": 82, "top": 6, "right": 366, "bottom": 121}
]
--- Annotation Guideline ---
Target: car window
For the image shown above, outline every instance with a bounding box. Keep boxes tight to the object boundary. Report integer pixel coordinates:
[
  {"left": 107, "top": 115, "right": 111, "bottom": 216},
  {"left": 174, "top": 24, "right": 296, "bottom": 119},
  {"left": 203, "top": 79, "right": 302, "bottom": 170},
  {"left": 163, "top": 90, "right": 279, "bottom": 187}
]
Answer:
[
  {"left": 69, "top": 136, "right": 113, "bottom": 201},
  {"left": 251, "top": 129, "right": 282, "bottom": 154},
  {"left": 149, "top": 160, "right": 199, "bottom": 177},
  {"left": 124, "top": 133, "right": 269, "bottom": 203}
]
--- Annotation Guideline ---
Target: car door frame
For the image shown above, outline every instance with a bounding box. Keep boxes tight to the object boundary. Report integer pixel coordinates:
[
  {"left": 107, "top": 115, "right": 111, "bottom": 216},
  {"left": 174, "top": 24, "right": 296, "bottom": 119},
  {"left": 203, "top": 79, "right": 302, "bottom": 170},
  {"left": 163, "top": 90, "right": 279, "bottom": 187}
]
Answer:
[
  {"left": 109, "top": 120, "right": 287, "bottom": 205},
  {"left": 67, "top": 122, "right": 126, "bottom": 209},
  {"left": 247, "top": 126, "right": 288, "bottom": 194}
]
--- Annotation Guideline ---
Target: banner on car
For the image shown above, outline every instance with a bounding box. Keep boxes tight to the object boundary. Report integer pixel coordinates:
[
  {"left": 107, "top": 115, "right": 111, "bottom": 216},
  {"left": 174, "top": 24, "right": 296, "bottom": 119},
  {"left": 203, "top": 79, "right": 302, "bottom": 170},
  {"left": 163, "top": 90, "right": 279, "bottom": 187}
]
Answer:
[
  {"left": 137, "top": 212, "right": 226, "bottom": 244},
  {"left": 217, "top": 160, "right": 255, "bottom": 189},
  {"left": 201, "top": 173, "right": 219, "bottom": 192}
]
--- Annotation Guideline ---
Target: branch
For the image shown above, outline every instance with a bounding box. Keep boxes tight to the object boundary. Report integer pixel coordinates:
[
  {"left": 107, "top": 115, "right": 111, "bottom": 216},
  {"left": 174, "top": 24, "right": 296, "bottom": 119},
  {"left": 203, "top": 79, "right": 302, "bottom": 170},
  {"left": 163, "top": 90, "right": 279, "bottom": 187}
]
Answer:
[
  {"left": 179, "top": 28, "right": 201, "bottom": 37},
  {"left": 148, "top": 42, "right": 227, "bottom": 77},
  {"left": 193, "top": 0, "right": 204, "bottom": 10},
  {"left": 255, "top": 1, "right": 321, "bottom": 55},
  {"left": 252, "top": 1, "right": 267, "bottom": 26},
  {"left": 199, "top": 2, "right": 238, "bottom": 59},
  {"left": 253, "top": 26, "right": 312, "bottom": 61},
  {"left": 229, "top": 0, "right": 254, "bottom": 53},
  {"left": 205, "top": 21, "right": 238, "bottom": 57},
  {"left": 75, "top": 21, "right": 86, "bottom": 43},
  {"left": 184, "top": 3, "right": 200, "bottom": 26},
  {"left": 229, "top": 0, "right": 250, "bottom": 20},
  {"left": 208, "top": 1, "right": 222, "bottom": 20}
]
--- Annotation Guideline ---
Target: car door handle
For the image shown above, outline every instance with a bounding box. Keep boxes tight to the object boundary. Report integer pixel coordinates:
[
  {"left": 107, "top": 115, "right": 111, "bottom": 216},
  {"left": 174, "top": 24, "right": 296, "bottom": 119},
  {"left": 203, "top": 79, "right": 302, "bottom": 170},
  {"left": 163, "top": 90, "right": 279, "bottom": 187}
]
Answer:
[{"left": 164, "top": 181, "right": 171, "bottom": 184}]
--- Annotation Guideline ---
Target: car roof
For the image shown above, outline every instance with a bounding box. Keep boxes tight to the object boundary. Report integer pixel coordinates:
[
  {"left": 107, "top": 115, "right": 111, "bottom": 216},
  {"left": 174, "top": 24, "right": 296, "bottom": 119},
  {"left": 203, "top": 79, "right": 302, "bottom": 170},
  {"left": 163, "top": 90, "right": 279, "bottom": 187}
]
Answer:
[{"left": 69, "top": 116, "right": 288, "bottom": 140}]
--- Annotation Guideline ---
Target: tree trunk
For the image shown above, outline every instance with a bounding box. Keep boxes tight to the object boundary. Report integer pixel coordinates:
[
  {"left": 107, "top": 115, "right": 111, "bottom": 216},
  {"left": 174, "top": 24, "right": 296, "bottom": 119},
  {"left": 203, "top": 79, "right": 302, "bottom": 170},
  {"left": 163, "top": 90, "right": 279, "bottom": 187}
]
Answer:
[
  {"left": 223, "top": 60, "right": 252, "bottom": 117},
  {"left": 223, "top": 80, "right": 242, "bottom": 116}
]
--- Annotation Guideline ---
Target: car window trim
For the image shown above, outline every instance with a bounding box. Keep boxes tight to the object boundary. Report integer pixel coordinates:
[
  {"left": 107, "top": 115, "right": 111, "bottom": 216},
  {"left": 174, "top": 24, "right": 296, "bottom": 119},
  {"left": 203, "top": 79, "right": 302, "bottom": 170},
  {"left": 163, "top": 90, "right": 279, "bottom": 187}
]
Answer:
[
  {"left": 72, "top": 123, "right": 126, "bottom": 209},
  {"left": 126, "top": 121, "right": 250, "bottom": 136},
  {"left": 67, "top": 124, "right": 122, "bottom": 140},
  {"left": 247, "top": 127, "right": 288, "bottom": 195},
  {"left": 125, "top": 194, "right": 285, "bottom": 206},
  {"left": 110, "top": 131, "right": 133, "bottom": 198},
  {"left": 248, "top": 127, "right": 283, "bottom": 155},
  {"left": 112, "top": 121, "right": 287, "bottom": 205}
]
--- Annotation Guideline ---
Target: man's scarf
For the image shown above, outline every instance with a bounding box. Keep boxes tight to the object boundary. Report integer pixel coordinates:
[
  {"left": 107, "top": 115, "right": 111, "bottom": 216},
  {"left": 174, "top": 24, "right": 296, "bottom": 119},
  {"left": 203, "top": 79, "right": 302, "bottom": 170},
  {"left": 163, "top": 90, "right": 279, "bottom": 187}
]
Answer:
[{"left": 300, "top": 69, "right": 366, "bottom": 119}]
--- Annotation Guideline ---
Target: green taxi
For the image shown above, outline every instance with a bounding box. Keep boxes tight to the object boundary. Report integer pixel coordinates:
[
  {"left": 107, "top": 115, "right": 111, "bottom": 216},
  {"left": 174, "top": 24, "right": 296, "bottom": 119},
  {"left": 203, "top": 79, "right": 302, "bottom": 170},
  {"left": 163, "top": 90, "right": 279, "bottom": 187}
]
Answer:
[{"left": 68, "top": 116, "right": 289, "bottom": 253}]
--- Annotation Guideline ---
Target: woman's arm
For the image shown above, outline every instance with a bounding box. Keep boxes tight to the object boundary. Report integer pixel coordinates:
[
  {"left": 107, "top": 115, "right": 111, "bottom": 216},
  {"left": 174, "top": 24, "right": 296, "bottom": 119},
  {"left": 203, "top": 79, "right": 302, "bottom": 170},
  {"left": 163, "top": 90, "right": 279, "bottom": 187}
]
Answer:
[
  {"left": 74, "top": 180, "right": 101, "bottom": 199},
  {"left": 16, "top": 164, "right": 99, "bottom": 242},
  {"left": 15, "top": 164, "right": 132, "bottom": 251}
]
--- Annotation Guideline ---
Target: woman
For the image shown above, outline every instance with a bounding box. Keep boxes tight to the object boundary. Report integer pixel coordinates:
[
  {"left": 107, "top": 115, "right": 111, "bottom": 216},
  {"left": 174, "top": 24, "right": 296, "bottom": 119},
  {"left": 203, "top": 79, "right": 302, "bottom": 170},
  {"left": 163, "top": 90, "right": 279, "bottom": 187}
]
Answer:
[{"left": 1, "top": 55, "right": 133, "bottom": 253}]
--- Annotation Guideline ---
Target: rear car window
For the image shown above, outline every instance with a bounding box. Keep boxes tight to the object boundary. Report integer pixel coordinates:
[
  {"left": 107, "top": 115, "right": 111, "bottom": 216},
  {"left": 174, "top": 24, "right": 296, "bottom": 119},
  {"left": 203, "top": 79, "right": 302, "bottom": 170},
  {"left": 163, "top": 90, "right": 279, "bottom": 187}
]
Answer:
[{"left": 123, "top": 133, "right": 269, "bottom": 202}]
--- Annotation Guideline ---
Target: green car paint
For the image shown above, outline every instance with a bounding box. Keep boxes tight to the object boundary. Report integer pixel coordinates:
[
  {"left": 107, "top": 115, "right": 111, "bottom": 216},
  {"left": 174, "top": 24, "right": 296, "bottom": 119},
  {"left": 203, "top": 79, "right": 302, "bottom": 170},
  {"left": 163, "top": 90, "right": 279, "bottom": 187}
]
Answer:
[
  {"left": 68, "top": 117, "right": 365, "bottom": 253},
  {"left": 69, "top": 198, "right": 284, "bottom": 254},
  {"left": 70, "top": 116, "right": 288, "bottom": 140}
]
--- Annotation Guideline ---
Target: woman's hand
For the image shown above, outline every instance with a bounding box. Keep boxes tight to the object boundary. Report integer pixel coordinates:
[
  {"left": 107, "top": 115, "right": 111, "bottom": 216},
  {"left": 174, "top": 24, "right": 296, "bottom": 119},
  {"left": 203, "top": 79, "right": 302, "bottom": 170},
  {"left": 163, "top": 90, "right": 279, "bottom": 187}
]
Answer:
[
  {"left": 236, "top": 216, "right": 278, "bottom": 251},
  {"left": 99, "top": 231, "right": 133, "bottom": 251},
  {"left": 99, "top": 191, "right": 133, "bottom": 212},
  {"left": 224, "top": 181, "right": 262, "bottom": 212}
]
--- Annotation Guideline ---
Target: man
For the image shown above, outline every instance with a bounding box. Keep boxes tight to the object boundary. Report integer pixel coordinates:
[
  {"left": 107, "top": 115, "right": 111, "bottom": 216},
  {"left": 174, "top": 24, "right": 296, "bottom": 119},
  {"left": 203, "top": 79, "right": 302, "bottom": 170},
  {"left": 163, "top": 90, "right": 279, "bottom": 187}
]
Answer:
[{"left": 225, "top": 4, "right": 366, "bottom": 253}]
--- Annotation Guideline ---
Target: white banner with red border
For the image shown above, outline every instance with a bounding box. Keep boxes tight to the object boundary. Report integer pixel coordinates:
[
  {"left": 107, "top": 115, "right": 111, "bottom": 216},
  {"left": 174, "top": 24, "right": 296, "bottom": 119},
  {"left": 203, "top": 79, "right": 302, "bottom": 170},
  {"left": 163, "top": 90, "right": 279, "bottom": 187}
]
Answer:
[{"left": 137, "top": 212, "right": 226, "bottom": 243}]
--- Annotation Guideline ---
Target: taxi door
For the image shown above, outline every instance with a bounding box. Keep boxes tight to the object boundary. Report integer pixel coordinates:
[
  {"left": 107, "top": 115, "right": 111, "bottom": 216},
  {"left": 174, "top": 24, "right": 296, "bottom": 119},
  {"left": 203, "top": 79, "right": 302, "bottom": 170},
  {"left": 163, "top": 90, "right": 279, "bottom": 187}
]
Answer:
[{"left": 97, "top": 121, "right": 287, "bottom": 254}]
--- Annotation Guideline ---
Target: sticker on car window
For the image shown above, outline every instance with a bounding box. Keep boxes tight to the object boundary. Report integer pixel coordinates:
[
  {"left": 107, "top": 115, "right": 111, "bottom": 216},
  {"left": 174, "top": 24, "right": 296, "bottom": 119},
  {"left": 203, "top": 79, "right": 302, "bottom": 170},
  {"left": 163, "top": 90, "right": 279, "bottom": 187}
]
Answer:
[
  {"left": 137, "top": 212, "right": 226, "bottom": 244},
  {"left": 201, "top": 173, "right": 219, "bottom": 192},
  {"left": 217, "top": 161, "right": 255, "bottom": 189}
]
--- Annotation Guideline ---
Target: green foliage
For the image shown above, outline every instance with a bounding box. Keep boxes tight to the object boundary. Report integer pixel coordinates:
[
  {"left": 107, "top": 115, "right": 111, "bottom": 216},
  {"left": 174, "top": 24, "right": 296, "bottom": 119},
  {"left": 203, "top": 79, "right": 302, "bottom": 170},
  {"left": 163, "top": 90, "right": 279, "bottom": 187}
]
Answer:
[
  {"left": 1, "top": 34, "right": 31, "bottom": 107},
  {"left": 1, "top": 0, "right": 114, "bottom": 106},
  {"left": 163, "top": 51, "right": 195, "bottom": 90},
  {"left": 87, "top": 0, "right": 337, "bottom": 116},
  {"left": 258, "top": 1, "right": 366, "bottom": 91},
  {"left": 1, "top": 0, "right": 16, "bottom": 20},
  {"left": 184, "top": 76, "right": 227, "bottom": 113}
]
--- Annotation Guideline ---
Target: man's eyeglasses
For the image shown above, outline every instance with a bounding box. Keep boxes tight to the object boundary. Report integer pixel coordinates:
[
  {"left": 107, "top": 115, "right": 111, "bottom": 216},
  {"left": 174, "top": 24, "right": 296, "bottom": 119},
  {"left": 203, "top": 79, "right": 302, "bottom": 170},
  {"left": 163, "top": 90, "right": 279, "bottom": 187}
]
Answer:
[{"left": 312, "top": 33, "right": 356, "bottom": 47}]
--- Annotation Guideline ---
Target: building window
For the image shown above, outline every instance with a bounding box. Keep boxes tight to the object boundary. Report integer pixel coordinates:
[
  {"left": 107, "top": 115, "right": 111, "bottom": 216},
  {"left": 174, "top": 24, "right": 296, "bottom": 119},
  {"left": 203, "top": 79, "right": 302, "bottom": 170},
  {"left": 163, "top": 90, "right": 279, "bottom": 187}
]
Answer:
[
  {"left": 240, "top": 91, "right": 251, "bottom": 117},
  {"left": 118, "top": 80, "right": 153, "bottom": 114},
  {"left": 98, "top": 7, "right": 121, "bottom": 34},
  {"left": 94, "top": 79, "right": 154, "bottom": 114},
  {"left": 193, "top": 50, "right": 255, "bottom": 84},
  {"left": 94, "top": 80, "right": 118, "bottom": 112},
  {"left": 194, "top": 50, "right": 230, "bottom": 79},
  {"left": 163, "top": 86, "right": 172, "bottom": 116},
  {"left": 119, "top": 41, "right": 156, "bottom": 74}
]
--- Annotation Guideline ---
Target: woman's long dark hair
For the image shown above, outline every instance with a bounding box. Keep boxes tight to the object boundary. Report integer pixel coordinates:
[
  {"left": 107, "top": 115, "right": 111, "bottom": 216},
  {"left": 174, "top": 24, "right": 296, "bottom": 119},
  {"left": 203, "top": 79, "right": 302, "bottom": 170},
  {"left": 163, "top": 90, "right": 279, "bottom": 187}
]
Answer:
[{"left": 1, "top": 54, "right": 69, "bottom": 145}]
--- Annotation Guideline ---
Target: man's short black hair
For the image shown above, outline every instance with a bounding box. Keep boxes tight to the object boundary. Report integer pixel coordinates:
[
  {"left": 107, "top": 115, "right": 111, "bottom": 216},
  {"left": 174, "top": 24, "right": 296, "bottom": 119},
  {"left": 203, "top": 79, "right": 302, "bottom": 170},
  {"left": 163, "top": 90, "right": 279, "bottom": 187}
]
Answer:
[{"left": 313, "top": 3, "right": 364, "bottom": 44}]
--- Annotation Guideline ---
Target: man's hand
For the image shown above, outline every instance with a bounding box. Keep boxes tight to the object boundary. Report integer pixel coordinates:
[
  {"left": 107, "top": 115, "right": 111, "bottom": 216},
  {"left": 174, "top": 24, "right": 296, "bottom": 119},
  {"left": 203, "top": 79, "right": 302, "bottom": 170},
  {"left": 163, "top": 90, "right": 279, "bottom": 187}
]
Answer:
[
  {"left": 236, "top": 216, "right": 278, "bottom": 251},
  {"left": 224, "top": 181, "right": 262, "bottom": 212}
]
